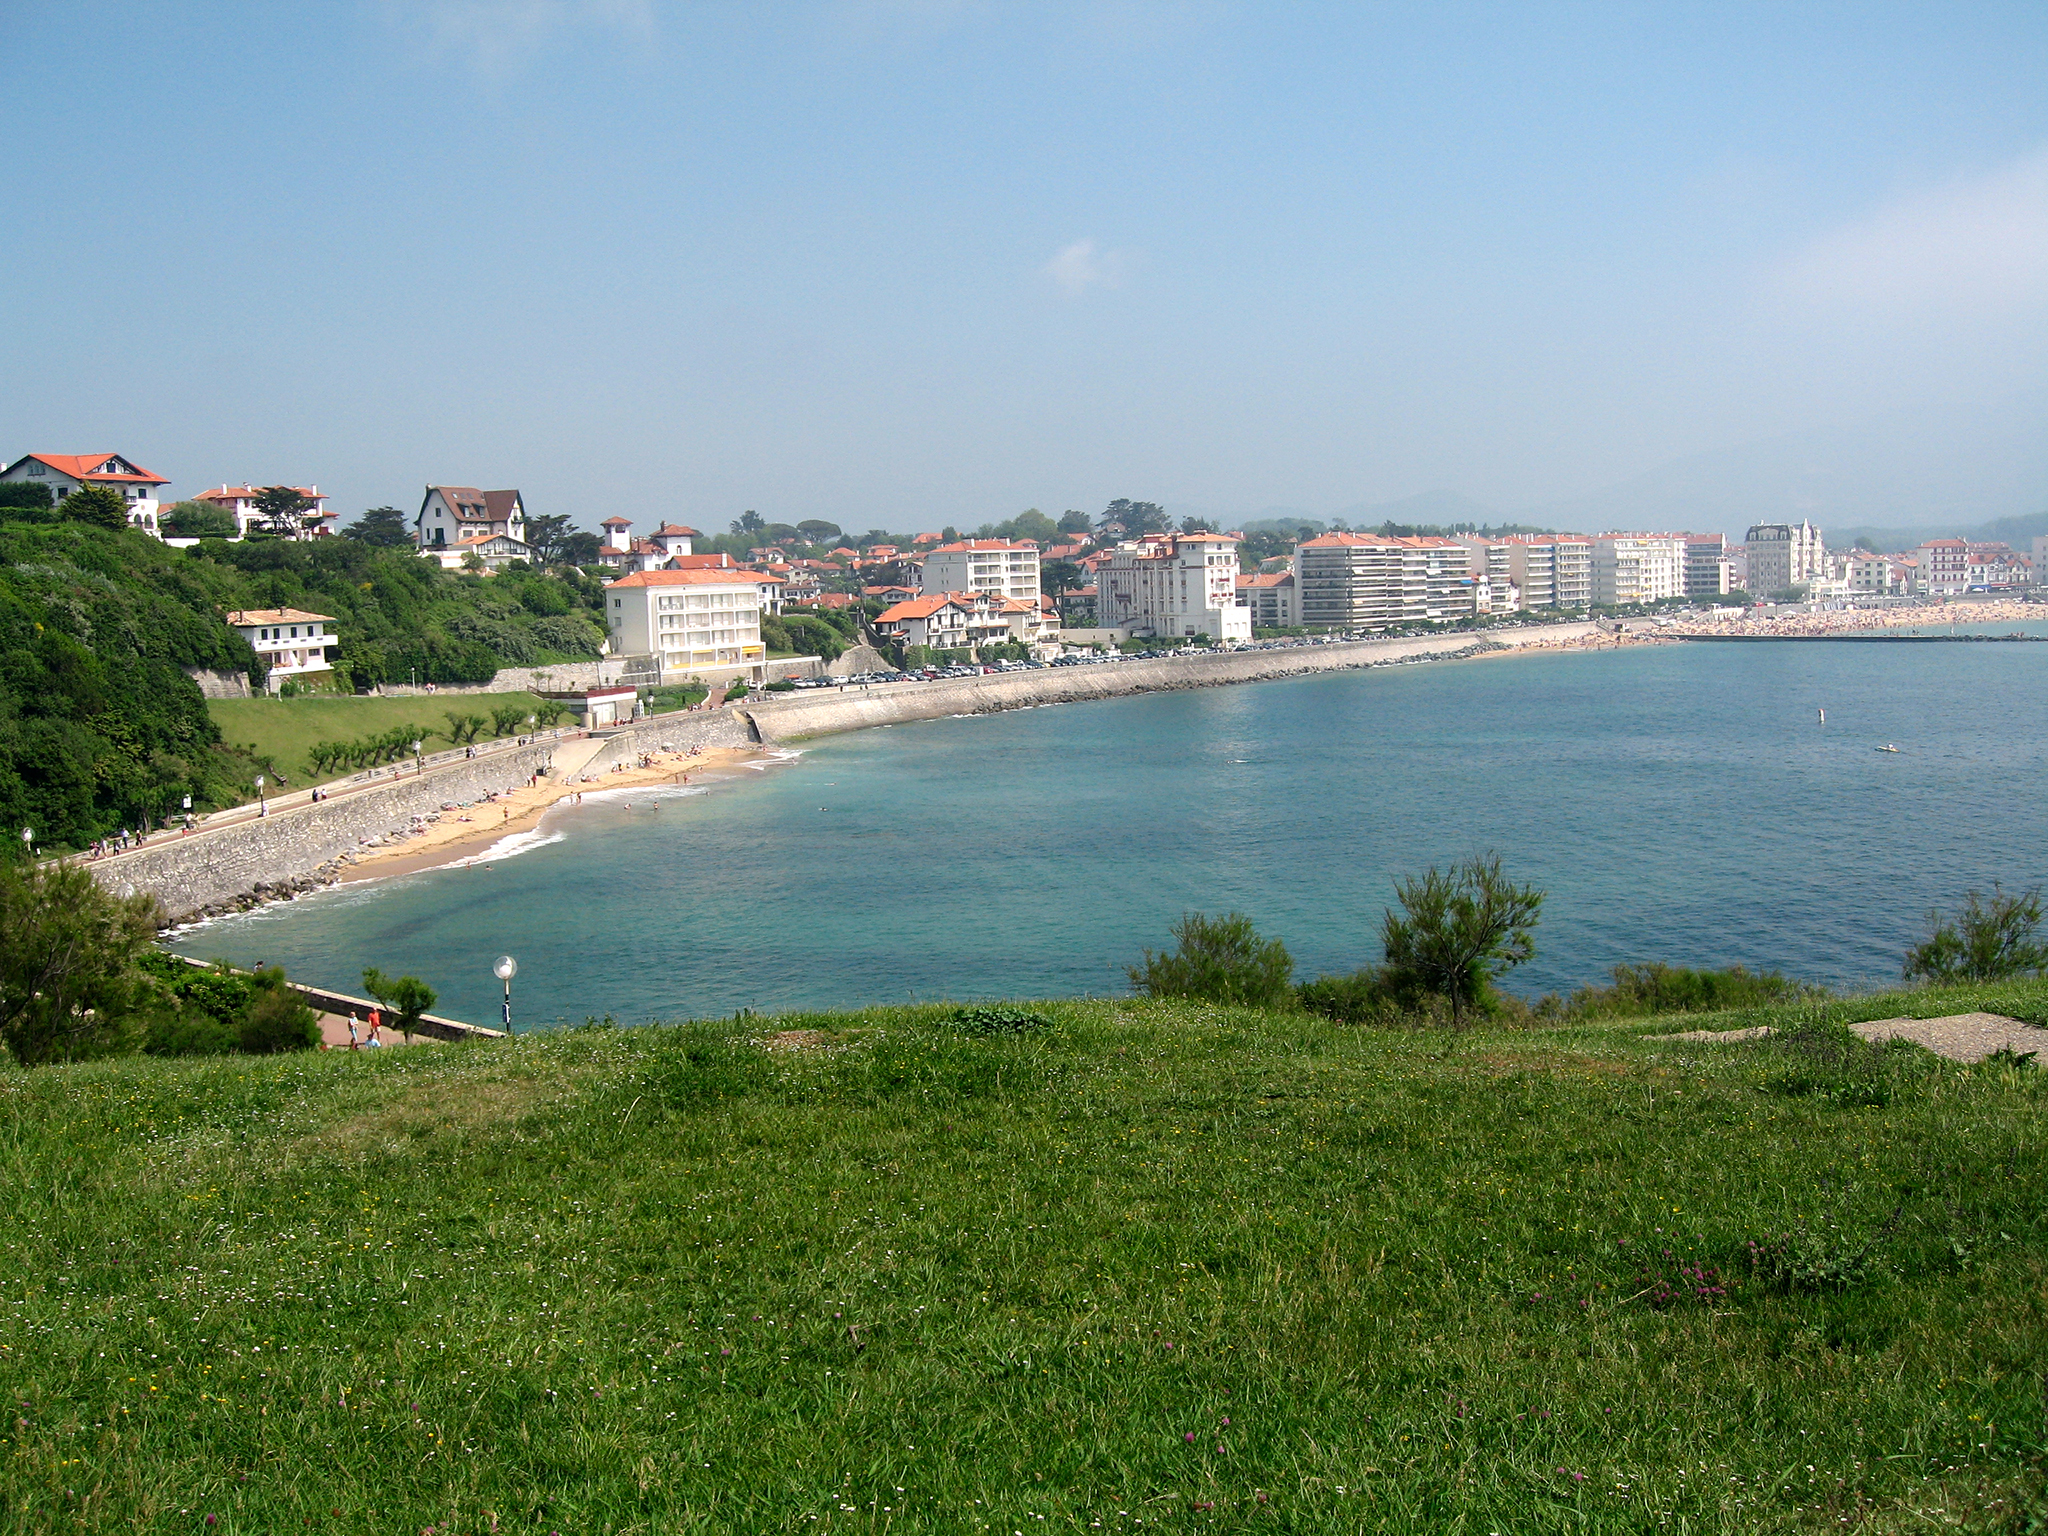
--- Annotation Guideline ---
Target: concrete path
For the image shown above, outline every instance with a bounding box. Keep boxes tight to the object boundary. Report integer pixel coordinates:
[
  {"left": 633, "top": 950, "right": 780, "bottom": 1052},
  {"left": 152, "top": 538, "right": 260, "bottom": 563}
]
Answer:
[{"left": 1649, "top": 1012, "right": 2043, "bottom": 1062}]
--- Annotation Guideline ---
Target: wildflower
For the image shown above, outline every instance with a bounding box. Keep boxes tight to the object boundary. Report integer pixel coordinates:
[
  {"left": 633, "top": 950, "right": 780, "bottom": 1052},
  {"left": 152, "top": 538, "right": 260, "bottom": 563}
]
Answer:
[{"left": 1184, "top": 1432, "right": 1196, "bottom": 1442}]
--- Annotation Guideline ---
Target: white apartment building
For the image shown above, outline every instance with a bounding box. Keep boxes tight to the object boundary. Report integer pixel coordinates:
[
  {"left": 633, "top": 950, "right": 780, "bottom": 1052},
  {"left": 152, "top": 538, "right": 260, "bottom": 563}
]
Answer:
[
  {"left": 1095, "top": 532, "right": 1252, "bottom": 641},
  {"left": 192, "top": 483, "right": 334, "bottom": 539},
  {"left": 1591, "top": 534, "right": 1686, "bottom": 606},
  {"left": 917, "top": 540, "right": 1041, "bottom": 602},
  {"left": 1451, "top": 537, "right": 1516, "bottom": 612},
  {"left": 1501, "top": 536, "right": 1593, "bottom": 610},
  {"left": 1844, "top": 549, "right": 1910, "bottom": 596},
  {"left": 1, "top": 452, "right": 169, "bottom": 535},
  {"left": 605, "top": 569, "right": 767, "bottom": 683},
  {"left": 225, "top": 608, "right": 338, "bottom": 690},
  {"left": 1744, "top": 521, "right": 1827, "bottom": 595},
  {"left": 1294, "top": 534, "right": 1477, "bottom": 628},
  {"left": 1913, "top": 540, "right": 1970, "bottom": 596},
  {"left": 1236, "top": 570, "right": 1298, "bottom": 627}
]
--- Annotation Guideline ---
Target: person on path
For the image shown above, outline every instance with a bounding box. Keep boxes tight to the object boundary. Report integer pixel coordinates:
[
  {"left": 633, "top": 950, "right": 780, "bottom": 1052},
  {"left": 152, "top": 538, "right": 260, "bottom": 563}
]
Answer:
[
  {"left": 366, "top": 1014, "right": 384, "bottom": 1048},
  {"left": 346, "top": 1012, "right": 361, "bottom": 1050}
]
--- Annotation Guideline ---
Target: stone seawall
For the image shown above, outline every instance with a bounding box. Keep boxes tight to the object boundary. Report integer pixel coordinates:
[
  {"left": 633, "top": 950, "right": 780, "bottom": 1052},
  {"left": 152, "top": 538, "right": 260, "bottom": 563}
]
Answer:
[{"left": 741, "top": 626, "right": 1598, "bottom": 742}]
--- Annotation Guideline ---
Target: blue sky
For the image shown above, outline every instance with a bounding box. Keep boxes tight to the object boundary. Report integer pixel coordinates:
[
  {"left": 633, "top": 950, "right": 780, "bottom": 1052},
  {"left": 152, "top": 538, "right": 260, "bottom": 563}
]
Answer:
[{"left": 6, "top": 2, "right": 2046, "bottom": 532}]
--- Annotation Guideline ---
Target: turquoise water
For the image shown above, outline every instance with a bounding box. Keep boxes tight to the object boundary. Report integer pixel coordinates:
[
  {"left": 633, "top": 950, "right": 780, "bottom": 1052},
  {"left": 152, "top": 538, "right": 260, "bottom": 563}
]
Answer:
[{"left": 174, "top": 639, "right": 2048, "bottom": 1027}]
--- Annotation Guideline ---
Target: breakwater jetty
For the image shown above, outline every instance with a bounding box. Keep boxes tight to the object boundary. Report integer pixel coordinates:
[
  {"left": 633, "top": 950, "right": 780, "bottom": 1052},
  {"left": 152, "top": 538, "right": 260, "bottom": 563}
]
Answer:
[
  {"left": 1673, "top": 633, "right": 2046, "bottom": 644},
  {"left": 100, "top": 623, "right": 1595, "bottom": 921}
]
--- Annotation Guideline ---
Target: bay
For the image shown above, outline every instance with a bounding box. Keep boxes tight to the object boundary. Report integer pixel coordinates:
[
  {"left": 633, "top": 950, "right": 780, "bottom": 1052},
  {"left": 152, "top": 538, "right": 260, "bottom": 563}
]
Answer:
[{"left": 173, "top": 637, "right": 2048, "bottom": 1027}]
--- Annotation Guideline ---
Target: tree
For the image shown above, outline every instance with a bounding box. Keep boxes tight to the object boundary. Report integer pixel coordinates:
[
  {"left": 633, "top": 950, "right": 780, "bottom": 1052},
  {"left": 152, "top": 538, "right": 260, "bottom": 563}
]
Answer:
[
  {"left": 1180, "top": 514, "right": 1216, "bottom": 534},
  {"left": 1004, "top": 509, "right": 1059, "bottom": 543},
  {"left": 1041, "top": 560, "right": 1085, "bottom": 598},
  {"left": 1904, "top": 884, "right": 2048, "bottom": 985},
  {"left": 62, "top": 483, "right": 131, "bottom": 532},
  {"left": 253, "top": 485, "right": 317, "bottom": 538},
  {"left": 523, "top": 513, "right": 574, "bottom": 566},
  {"left": 362, "top": 967, "right": 438, "bottom": 1043},
  {"left": 1128, "top": 911, "right": 1295, "bottom": 1009},
  {"left": 559, "top": 530, "right": 604, "bottom": 566},
  {"left": 731, "top": 510, "right": 765, "bottom": 536},
  {"left": 1057, "top": 509, "right": 1093, "bottom": 534},
  {"left": 0, "top": 860, "right": 163, "bottom": 1065},
  {"left": 237, "top": 967, "right": 321, "bottom": 1053},
  {"left": 1101, "top": 499, "right": 1169, "bottom": 537},
  {"left": 797, "top": 520, "right": 843, "bottom": 544},
  {"left": 1854, "top": 536, "right": 1881, "bottom": 553},
  {"left": 1379, "top": 855, "right": 1544, "bottom": 1028},
  {"left": 342, "top": 506, "right": 413, "bottom": 547},
  {"left": 162, "top": 499, "right": 238, "bottom": 538}
]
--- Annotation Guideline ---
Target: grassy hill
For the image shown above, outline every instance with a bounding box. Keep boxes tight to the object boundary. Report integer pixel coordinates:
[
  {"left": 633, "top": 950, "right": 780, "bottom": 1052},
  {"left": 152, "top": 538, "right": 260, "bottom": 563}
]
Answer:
[
  {"left": 208, "top": 692, "right": 552, "bottom": 785},
  {"left": 2, "top": 986, "right": 2043, "bottom": 1532}
]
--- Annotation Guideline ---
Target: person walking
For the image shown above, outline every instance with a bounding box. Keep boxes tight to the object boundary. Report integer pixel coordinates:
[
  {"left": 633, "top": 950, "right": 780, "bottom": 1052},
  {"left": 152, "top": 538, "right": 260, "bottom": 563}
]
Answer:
[
  {"left": 366, "top": 1013, "right": 384, "bottom": 1049},
  {"left": 346, "top": 1012, "right": 362, "bottom": 1051}
]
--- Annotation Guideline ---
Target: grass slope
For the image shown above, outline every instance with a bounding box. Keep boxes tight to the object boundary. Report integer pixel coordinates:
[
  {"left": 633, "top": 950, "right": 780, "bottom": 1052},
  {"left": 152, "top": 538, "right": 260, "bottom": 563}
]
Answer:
[
  {"left": 208, "top": 693, "right": 550, "bottom": 784},
  {"left": 2, "top": 986, "right": 2045, "bottom": 1533}
]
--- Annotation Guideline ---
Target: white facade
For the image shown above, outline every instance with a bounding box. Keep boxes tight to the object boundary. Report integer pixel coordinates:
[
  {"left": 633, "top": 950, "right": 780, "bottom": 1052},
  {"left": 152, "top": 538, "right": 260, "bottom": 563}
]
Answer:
[
  {"left": 1094, "top": 533, "right": 1252, "bottom": 641},
  {"left": 1502, "top": 537, "right": 1593, "bottom": 610},
  {"left": 1591, "top": 534, "right": 1685, "bottom": 606},
  {"left": 415, "top": 485, "right": 528, "bottom": 552},
  {"left": 225, "top": 608, "right": 338, "bottom": 689},
  {"left": 917, "top": 540, "right": 1041, "bottom": 602},
  {"left": 875, "top": 591, "right": 1050, "bottom": 651},
  {"left": 1294, "top": 534, "right": 1477, "bottom": 628},
  {"left": 1913, "top": 540, "right": 1970, "bottom": 596},
  {"left": 1236, "top": 571, "right": 1298, "bottom": 627},
  {"left": 1745, "top": 521, "right": 1827, "bottom": 596},
  {"left": 192, "top": 483, "right": 334, "bottom": 539},
  {"left": 1, "top": 453, "right": 168, "bottom": 536},
  {"left": 605, "top": 569, "right": 767, "bottom": 682}
]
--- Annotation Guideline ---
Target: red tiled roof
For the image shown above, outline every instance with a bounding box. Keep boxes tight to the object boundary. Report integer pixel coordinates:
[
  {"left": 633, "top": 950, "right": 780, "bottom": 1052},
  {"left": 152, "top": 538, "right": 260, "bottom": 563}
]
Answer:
[
  {"left": 608, "top": 568, "right": 766, "bottom": 589},
  {"left": 13, "top": 453, "right": 168, "bottom": 486}
]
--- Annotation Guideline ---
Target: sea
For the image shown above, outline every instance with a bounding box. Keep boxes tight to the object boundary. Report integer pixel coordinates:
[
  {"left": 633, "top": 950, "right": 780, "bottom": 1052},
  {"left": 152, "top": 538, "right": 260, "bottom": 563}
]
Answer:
[{"left": 172, "top": 630, "right": 2048, "bottom": 1028}]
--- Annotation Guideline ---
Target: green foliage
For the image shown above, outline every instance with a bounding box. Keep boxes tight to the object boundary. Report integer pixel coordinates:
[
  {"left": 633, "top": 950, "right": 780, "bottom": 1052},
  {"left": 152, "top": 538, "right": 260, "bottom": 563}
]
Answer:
[
  {"left": 306, "top": 723, "right": 436, "bottom": 775},
  {"left": 1128, "top": 910, "right": 1295, "bottom": 1008},
  {"left": 720, "top": 680, "right": 751, "bottom": 704},
  {"left": 489, "top": 702, "right": 532, "bottom": 737},
  {"left": 61, "top": 483, "right": 131, "bottom": 531},
  {"left": 236, "top": 968, "right": 321, "bottom": 1054},
  {"left": 1904, "top": 884, "right": 2048, "bottom": 985},
  {"left": 1056, "top": 508, "right": 1093, "bottom": 533},
  {"left": 1296, "top": 967, "right": 1400, "bottom": 1024},
  {"left": 443, "top": 710, "right": 486, "bottom": 744},
  {"left": 1100, "top": 498, "right": 1169, "bottom": 535},
  {"left": 160, "top": 500, "right": 238, "bottom": 538},
  {"left": 361, "top": 966, "right": 437, "bottom": 1039},
  {"left": 0, "top": 481, "right": 56, "bottom": 513},
  {"left": 339, "top": 506, "right": 412, "bottom": 547},
  {"left": 1757, "top": 1022, "right": 1940, "bottom": 1108},
  {"left": 1380, "top": 854, "right": 1544, "bottom": 1027},
  {"left": 948, "top": 1005, "right": 1051, "bottom": 1034},
  {"left": 251, "top": 485, "right": 316, "bottom": 537},
  {"left": 1561, "top": 961, "right": 1813, "bottom": 1019},
  {"left": 0, "top": 860, "right": 162, "bottom": 1065}
]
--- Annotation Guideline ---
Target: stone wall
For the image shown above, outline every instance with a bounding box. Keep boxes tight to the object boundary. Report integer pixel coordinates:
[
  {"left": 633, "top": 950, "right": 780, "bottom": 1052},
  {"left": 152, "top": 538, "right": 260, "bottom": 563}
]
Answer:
[
  {"left": 183, "top": 666, "right": 253, "bottom": 699},
  {"left": 741, "top": 626, "right": 1598, "bottom": 742}
]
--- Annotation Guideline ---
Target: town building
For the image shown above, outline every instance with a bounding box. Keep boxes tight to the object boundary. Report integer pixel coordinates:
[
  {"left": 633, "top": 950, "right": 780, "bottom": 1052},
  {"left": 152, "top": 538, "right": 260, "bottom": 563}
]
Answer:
[
  {"left": 414, "top": 485, "right": 530, "bottom": 557},
  {"left": 1966, "top": 544, "right": 2030, "bottom": 590},
  {"left": 1744, "top": 521, "right": 1827, "bottom": 596},
  {"left": 1682, "top": 534, "right": 1735, "bottom": 599},
  {"left": 1844, "top": 548, "right": 1908, "bottom": 596},
  {"left": 1591, "top": 534, "right": 1686, "bottom": 606},
  {"left": 192, "top": 483, "right": 335, "bottom": 539},
  {"left": 874, "top": 591, "right": 1051, "bottom": 652},
  {"left": 225, "top": 608, "right": 338, "bottom": 690},
  {"left": 1451, "top": 537, "right": 1516, "bottom": 612},
  {"left": 1093, "top": 532, "right": 1253, "bottom": 641},
  {"left": 1, "top": 453, "right": 170, "bottom": 536},
  {"left": 1500, "top": 536, "right": 1593, "bottom": 610},
  {"left": 604, "top": 569, "right": 768, "bottom": 684},
  {"left": 535, "top": 685, "right": 637, "bottom": 728},
  {"left": 1294, "top": 533, "right": 1477, "bottom": 629},
  {"left": 1912, "top": 539, "right": 1971, "bottom": 596},
  {"left": 917, "top": 540, "right": 1041, "bottom": 602},
  {"left": 1236, "top": 570, "right": 1299, "bottom": 628}
]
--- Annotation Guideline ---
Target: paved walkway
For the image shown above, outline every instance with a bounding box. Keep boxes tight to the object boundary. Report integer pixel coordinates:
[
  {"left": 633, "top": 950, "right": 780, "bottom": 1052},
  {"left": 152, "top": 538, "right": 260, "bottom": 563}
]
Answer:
[{"left": 1650, "top": 1012, "right": 2043, "bottom": 1062}]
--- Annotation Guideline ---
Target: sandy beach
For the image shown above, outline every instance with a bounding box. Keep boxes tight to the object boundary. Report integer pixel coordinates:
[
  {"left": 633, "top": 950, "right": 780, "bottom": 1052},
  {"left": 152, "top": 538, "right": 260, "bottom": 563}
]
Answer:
[
  {"left": 1666, "top": 598, "right": 2042, "bottom": 637},
  {"left": 340, "top": 744, "right": 770, "bottom": 880}
]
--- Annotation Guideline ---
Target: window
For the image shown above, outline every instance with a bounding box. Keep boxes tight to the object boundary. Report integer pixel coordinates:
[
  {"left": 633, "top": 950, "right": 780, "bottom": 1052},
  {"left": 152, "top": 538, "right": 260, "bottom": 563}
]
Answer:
[{"left": 26, "top": 462, "right": 44, "bottom": 477}]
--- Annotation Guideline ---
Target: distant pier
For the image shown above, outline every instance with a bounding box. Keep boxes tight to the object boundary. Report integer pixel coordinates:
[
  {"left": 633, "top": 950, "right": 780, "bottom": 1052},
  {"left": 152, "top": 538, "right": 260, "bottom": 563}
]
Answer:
[{"left": 1673, "top": 632, "right": 2046, "bottom": 643}]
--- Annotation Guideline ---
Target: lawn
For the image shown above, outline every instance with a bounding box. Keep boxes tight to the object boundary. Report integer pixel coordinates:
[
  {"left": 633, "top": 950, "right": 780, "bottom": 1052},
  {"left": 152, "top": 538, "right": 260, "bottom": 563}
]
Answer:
[
  {"left": 1, "top": 983, "right": 2043, "bottom": 1533},
  {"left": 207, "top": 693, "right": 552, "bottom": 786}
]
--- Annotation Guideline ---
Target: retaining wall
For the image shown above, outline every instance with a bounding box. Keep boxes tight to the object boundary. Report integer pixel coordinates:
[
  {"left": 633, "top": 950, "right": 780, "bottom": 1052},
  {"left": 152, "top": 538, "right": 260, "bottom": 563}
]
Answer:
[{"left": 741, "top": 626, "right": 1599, "bottom": 742}]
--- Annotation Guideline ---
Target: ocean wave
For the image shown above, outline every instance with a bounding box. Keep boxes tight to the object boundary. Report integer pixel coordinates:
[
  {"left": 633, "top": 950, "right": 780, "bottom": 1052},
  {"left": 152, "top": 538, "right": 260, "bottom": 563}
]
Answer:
[{"left": 464, "top": 827, "right": 567, "bottom": 864}]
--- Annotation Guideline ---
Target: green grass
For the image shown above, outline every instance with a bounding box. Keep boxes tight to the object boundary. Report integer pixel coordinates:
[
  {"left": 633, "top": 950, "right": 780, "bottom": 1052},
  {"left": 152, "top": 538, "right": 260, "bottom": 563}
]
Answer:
[
  {"left": 2, "top": 986, "right": 2045, "bottom": 1533},
  {"left": 207, "top": 693, "right": 551, "bottom": 785}
]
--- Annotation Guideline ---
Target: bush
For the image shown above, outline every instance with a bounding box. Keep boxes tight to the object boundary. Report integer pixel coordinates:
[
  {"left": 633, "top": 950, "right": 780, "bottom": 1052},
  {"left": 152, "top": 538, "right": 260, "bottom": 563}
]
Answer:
[
  {"left": 1128, "top": 912, "right": 1295, "bottom": 1009},
  {"left": 1903, "top": 884, "right": 2048, "bottom": 985},
  {"left": 1296, "top": 968, "right": 1400, "bottom": 1025},
  {"left": 1562, "top": 962, "right": 1811, "bottom": 1019},
  {"left": 237, "top": 968, "right": 321, "bottom": 1053},
  {"left": 949, "top": 1005, "right": 1051, "bottom": 1035},
  {"left": 0, "top": 861, "right": 163, "bottom": 1065},
  {"left": 1758, "top": 1022, "right": 1939, "bottom": 1109},
  {"left": 143, "top": 1009, "right": 238, "bottom": 1057},
  {"left": 1379, "top": 855, "right": 1544, "bottom": 1028}
]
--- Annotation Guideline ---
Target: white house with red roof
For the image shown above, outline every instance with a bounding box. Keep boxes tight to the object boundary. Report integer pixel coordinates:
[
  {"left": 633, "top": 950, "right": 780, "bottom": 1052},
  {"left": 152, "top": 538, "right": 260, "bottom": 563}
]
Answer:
[
  {"left": 1095, "top": 532, "right": 1252, "bottom": 641},
  {"left": 414, "top": 485, "right": 528, "bottom": 550},
  {"left": 224, "top": 608, "right": 338, "bottom": 690},
  {"left": 604, "top": 568, "right": 768, "bottom": 683},
  {"left": 192, "top": 483, "right": 334, "bottom": 540},
  {"left": 917, "top": 539, "right": 1040, "bottom": 602},
  {"left": 2, "top": 453, "right": 170, "bottom": 535},
  {"left": 874, "top": 590, "right": 1053, "bottom": 652}
]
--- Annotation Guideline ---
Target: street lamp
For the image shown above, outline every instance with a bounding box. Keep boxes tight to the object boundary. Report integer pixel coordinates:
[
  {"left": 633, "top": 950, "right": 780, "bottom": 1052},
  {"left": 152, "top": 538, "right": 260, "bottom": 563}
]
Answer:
[
  {"left": 493, "top": 954, "right": 518, "bottom": 1035},
  {"left": 20, "top": 828, "right": 31, "bottom": 860},
  {"left": 412, "top": 738, "right": 424, "bottom": 775},
  {"left": 255, "top": 774, "right": 266, "bottom": 817}
]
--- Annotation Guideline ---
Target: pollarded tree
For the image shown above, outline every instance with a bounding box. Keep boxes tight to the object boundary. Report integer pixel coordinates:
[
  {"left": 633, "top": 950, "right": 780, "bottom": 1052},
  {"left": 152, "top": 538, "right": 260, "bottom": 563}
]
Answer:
[{"left": 1379, "top": 854, "right": 1545, "bottom": 1028}]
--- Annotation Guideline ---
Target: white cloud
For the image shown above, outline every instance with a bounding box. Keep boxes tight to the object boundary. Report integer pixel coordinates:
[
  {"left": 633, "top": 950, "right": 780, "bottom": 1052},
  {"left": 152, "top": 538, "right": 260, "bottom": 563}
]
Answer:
[
  {"left": 403, "top": 0, "right": 655, "bottom": 71},
  {"left": 1044, "top": 237, "right": 1135, "bottom": 295},
  {"left": 1775, "top": 144, "right": 2048, "bottom": 315}
]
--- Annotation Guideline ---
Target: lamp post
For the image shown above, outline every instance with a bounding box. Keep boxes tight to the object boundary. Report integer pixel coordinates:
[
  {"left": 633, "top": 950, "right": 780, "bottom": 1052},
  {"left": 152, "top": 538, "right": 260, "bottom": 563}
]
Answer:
[
  {"left": 20, "top": 827, "right": 31, "bottom": 860},
  {"left": 412, "top": 739, "right": 424, "bottom": 776},
  {"left": 493, "top": 954, "right": 517, "bottom": 1035},
  {"left": 255, "top": 774, "right": 266, "bottom": 817}
]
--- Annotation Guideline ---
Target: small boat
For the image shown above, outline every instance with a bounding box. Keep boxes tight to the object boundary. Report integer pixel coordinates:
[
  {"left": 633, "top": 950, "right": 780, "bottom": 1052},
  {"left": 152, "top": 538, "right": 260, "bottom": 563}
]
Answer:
[{"left": 1876, "top": 744, "right": 1901, "bottom": 753}]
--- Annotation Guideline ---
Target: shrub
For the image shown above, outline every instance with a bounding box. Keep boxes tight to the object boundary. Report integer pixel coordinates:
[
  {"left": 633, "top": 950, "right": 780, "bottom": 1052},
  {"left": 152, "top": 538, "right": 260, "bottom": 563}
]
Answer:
[
  {"left": 1128, "top": 912, "right": 1295, "bottom": 1009},
  {"left": 0, "top": 861, "right": 163, "bottom": 1065},
  {"left": 237, "top": 969, "right": 321, "bottom": 1053},
  {"left": 1903, "top": 884, "right": 2048, "bottom": 984},
  {"left": 1379, "top": 854, "right": 1544, "bottom": 1028},
  {"left": 144, "top": 1009, "right": 238, "bottom": 1057},
  {"left": 1563, "top": 962, "right": 1811, "bottom": 1019},
  {"left": 1758, "top": 1022, "right": 1938, "bottom": 1109},
  {"left": 949, "top": 1005, "right": 1051, "bottom": 1035},
  {"left": 1296, "top": 968, "right": 1400, "bottom": 1025}
]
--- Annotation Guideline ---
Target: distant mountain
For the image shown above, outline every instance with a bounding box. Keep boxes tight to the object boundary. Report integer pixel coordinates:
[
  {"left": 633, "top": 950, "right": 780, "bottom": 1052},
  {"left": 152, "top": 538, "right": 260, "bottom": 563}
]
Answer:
[
  {"left": 1824, "top": 509, "right": 2048, "bottom": 554},
  {"left": 1327, "top": 489, "right": 1499, "bottom": 528},
  {"left": 1518, "top": 388, "right": 2048, "bottom": 543}
]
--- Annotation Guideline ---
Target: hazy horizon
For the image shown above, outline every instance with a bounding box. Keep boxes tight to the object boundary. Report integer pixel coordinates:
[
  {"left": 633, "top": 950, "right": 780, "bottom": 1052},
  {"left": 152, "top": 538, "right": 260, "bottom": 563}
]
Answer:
[{"left": 6, "top": 2, "right": 2045, "bottom": 538}]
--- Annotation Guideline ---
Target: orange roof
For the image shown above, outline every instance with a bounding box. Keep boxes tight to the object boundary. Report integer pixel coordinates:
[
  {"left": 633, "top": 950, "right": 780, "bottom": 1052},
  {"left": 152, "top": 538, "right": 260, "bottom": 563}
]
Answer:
[
  {"left": 13, "top": 452, "right": 168, "bottom": 486},
  {"left": 651, "top": 523, "right": 700, "bottom": 537},
  {"left": 195, "top": 484, "right": 322, "bottom": 505},
  {"left": 607, "top": 568, "right": 765, "bottom": 589},
  {"left": 225, "top": 608, "right": 335, "bottom": 626},
  {"left": 931, "top": 539, "right": 1038, "bottom": 553},
  {"left": 664, "top": 552, "right": 740, "bottom": 569},
  {"left": 876, "top": 595, "right": 963, "bottom": 621}
]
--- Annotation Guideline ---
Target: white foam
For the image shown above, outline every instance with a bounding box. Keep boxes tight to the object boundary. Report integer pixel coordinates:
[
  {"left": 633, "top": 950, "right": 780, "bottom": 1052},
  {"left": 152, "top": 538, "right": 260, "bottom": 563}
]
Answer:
[{"left": 571, "top": 782, "right": 709, "bottom": 806}]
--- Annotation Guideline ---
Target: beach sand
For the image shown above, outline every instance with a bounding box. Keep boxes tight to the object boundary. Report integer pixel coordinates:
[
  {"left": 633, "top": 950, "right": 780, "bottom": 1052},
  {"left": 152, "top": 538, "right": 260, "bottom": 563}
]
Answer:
[{"left": 341, "top": 745, "right": 769, "bottom": 881}]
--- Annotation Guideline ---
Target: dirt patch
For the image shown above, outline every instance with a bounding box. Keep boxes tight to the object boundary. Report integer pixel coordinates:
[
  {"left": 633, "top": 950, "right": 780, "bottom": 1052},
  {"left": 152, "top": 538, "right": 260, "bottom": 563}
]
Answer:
[
  {"left": 1647, "top": 1013, "right": 2043, "bottom": 1063},
  {"left": 764, "top": 1029, "right": 834, "bottom": 1053},
  {"left": 299, "top": 1078, "right": 544, "bottom": 1157},
  {"left": 1649, "top": 1025, "right": 1775, "bottom": 1044}
]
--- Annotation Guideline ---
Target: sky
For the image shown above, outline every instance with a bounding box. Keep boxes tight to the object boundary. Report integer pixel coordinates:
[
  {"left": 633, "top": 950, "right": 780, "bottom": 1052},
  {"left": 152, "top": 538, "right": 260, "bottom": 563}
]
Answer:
[{"left": 6, "top": 1, "right": 2047, "bottom": 534}]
